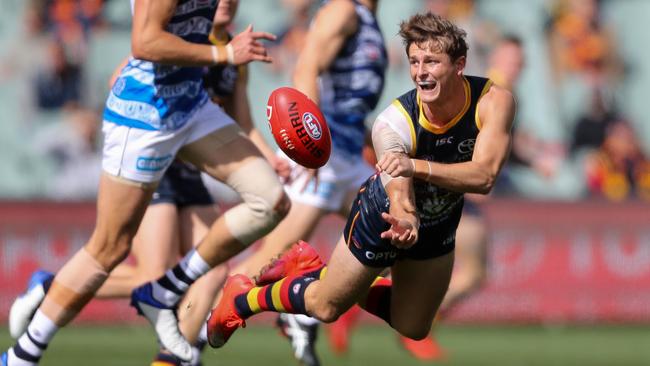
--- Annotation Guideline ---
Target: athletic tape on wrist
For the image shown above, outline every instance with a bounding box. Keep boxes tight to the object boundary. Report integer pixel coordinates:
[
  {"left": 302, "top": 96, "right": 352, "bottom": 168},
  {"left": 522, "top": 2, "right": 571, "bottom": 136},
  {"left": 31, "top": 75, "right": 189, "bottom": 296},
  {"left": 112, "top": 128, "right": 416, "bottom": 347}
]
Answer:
[
  {"left": 210, "top": 45, "right": 219, "bottom": 65},
  {"left": 225, "top": 44, "right": 235, "bottom": 64}
]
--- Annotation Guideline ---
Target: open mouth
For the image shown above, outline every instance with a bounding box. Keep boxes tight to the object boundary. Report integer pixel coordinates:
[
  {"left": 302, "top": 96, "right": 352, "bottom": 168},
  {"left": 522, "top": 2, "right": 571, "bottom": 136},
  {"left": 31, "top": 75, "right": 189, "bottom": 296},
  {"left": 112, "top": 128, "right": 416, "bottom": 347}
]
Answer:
[{"left": 418, "top": 81, "right": 437, "bottom": 91}]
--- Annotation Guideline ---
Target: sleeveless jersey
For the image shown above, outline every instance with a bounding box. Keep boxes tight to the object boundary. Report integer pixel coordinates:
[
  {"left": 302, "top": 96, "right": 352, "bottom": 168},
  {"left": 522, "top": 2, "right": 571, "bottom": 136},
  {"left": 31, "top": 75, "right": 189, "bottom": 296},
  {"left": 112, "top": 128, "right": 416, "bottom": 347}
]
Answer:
[
  {"left": 103, "top": 0, "right": 218, "bottom": 131},
  {"left": 394, "top": 75, "right": 492, "bottom": 227},
  {"left": 319, "top": 0, "right": 387, "bottom": 156}
]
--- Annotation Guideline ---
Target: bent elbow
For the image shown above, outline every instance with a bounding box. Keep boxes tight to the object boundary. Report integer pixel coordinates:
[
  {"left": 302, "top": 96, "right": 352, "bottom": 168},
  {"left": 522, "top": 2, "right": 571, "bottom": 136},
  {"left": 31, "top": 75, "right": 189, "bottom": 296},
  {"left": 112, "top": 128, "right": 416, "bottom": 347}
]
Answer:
[
  {"left": 476, "top": 174, "right": 496, "bottom": 195},
  {"left": 131, "top": 44, "right": 158, "bottom": 62},
  {"left": 131, "top": 33, "right": 162, "bottom": 63}
]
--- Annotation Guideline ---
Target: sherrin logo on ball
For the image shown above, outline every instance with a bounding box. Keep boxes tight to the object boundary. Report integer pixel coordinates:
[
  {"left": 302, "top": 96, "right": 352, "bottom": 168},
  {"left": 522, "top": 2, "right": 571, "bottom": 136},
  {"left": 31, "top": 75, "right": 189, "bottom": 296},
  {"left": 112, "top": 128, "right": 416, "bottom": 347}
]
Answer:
[{"left": 266, "top": 87, "right": 331, "bottom": 169}]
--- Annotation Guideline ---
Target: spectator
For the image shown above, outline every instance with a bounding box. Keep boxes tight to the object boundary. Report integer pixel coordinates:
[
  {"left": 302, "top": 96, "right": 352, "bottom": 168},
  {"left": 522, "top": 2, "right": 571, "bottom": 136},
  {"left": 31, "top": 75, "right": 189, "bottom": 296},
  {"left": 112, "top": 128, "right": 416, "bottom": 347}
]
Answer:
[
  {"left": 267, "top": 0, "right": 314, "bottom": 73},
  {"left": 585, "top": 120, "right": 650, "bottom": 201},
  {"left": 546, "top": 0, "right": 622, "bottom": 85},
  {"left": 570, "top": 87, "right": 618, "bottom": 154},
  {"left": 34, "top": 107, "right": 102, "bottom": 200},
  {"left": 488, "top": 36, "right": 562, "bottom": 193},
  {"left": 32, "top": 38, "right": 83, "bottom": 110}
]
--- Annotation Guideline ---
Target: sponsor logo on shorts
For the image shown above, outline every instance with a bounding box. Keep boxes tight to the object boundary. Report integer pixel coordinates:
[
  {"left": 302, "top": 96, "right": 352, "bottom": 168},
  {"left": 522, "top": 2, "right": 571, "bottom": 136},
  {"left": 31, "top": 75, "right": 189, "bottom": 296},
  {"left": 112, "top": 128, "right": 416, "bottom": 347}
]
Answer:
[
  {"left": 365, "top": 250, "right": 398, "bottom": 261},
  {"left": 136, "top": 155, "right": 173, "bottom": 172},
  {"left": 292, "top": 284, "right": 301, "bottom": 294},
  {"left": 302, "top": 112, "right": 322, "bottom": 140}
]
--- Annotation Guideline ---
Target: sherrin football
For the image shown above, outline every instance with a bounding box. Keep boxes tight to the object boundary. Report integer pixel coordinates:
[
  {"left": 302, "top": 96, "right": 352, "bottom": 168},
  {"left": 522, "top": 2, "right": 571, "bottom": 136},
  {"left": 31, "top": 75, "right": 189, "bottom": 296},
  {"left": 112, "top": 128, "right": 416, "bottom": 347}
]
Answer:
[{"left": 266, "top": 87, "right": 331, "bottom": 169}]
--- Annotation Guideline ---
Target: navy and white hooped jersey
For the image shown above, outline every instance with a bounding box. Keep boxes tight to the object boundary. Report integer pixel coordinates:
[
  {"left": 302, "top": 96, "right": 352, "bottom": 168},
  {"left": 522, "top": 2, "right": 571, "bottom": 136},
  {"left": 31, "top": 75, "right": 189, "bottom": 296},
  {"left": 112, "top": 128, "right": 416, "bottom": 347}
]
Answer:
[
  {"left": 319, "top": 0, "right": 387, "bottom": 157},
  {"left": 103, "top": 0, "right": 218, "bottom": 131},
  {"left": 202, "top": 32, "right": 243, "bottom": 101},
  {"left": 393, "top": 75, "right": 493, "bottom": 226}
]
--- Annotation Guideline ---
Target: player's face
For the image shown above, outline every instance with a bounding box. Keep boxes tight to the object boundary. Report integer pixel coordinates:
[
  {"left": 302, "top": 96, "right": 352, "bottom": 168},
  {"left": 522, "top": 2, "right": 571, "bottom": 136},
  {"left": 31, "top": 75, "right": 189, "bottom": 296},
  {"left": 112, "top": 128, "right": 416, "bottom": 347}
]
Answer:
[
  {"left": 214, "top": 0, "right": 239, "bottom": 27},
  {"left": 407, "top": 42, "right": 465, "bottom": 104}
]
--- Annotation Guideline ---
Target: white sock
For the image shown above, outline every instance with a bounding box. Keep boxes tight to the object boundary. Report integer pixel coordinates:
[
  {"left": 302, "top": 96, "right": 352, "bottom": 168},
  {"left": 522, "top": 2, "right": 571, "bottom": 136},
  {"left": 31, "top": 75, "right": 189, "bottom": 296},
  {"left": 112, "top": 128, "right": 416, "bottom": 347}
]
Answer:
[
  {"left": 9, "top": 310, "right": 58, "bottom": 365},
  {"left": 153, "top": 249, "right": 211, "bottom": 307},
  {"left": 196, "top": 322, "right": 208, "bottom": 344},
  {"left": 7, "top": 348, "right": 37, "bottom": 366}
]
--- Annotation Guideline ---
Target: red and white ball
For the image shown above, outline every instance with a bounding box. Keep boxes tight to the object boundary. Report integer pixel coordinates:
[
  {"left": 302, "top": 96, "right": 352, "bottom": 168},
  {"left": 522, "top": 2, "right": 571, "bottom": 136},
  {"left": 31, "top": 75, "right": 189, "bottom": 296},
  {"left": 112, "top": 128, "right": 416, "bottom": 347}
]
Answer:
[{"left": 266, "top": 87, "right": 331, "bottom": 169}]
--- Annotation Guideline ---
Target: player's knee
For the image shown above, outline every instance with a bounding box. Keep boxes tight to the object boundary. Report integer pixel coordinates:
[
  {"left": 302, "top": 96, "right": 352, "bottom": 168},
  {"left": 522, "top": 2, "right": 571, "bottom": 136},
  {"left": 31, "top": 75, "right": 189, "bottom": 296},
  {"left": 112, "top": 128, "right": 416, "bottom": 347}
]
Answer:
[
  {"left": 224, "top": 158, "right": 290, "bottom": 246},
  {"left": 311, "top": 301, "right": 344, "bottom": 324}
]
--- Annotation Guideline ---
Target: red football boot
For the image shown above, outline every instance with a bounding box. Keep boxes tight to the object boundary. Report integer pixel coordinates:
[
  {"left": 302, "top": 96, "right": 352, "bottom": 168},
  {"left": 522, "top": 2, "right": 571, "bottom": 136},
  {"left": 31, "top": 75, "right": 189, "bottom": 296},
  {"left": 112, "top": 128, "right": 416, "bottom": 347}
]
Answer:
[
  {"left": 255, "top": 240, "right": 325, "bottom": 286},
  {"left": 399, "top": 335, "right": 447, "bottom": 361},
  {"left": 206, "top": 274, "right": 254, "bottom": 348}
]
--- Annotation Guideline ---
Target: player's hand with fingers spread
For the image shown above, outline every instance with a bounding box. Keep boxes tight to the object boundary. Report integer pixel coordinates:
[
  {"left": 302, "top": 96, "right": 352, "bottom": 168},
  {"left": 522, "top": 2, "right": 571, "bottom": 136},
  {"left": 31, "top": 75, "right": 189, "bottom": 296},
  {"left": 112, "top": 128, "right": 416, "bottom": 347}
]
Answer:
[
  {"left": 229, "top": 24, "right": 276, "bottom": 65},
  {"left": 270, "top": 156, "right": 292, "bottom": 184},
  {"left": 376, "top": 152, "right": 415, "bottom": 178},
  {"left": 296, "top": 167, "right": 319, "bottom": 193},
  {"left": 380, "top": 212, "right": 418, "bottom": 249}
]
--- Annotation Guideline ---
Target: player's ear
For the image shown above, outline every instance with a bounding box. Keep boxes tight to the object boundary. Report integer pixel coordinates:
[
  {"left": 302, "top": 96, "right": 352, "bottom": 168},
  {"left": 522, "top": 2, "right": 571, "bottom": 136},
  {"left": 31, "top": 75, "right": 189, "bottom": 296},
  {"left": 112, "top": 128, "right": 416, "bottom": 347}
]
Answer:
[{"left": 455, "top": 56, "right": 466, "bottom": 76}]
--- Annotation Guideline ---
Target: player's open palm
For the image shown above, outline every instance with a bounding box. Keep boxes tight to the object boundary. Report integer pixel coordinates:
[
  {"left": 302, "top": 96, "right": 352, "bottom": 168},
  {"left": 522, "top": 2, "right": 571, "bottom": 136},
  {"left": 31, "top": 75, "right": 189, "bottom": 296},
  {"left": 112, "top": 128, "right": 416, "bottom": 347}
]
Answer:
[
  {"left": 376, "top": 152, "right": 414, "bottom": 178},
  {"left": 270, "top": 155, "right": 292, "bottom": 183},
  {"left": 380, "top": 212, "right": 418, "bottom": 249},
  {"left": 230, "top": 25, "right": 276, "bottom": 65}
]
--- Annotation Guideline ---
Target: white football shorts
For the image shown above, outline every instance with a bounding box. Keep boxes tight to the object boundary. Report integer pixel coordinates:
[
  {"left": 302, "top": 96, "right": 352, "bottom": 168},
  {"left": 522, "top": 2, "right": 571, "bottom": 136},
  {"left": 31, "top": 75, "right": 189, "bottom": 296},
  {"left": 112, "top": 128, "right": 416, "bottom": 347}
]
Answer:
[
  {"left": 102, "top": 101, "right": 236, "bottom": 183},
  {"left": 281, "top": 148, "right": 375, "bottom": 212}
]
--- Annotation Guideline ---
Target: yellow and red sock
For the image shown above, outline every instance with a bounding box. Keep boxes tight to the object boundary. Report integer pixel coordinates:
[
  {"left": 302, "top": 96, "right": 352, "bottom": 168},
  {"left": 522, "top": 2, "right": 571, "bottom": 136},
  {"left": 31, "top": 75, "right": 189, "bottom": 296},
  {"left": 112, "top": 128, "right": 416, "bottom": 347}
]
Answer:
[{"left": 234, "top": 275, "right": 315, "bottom": 319}]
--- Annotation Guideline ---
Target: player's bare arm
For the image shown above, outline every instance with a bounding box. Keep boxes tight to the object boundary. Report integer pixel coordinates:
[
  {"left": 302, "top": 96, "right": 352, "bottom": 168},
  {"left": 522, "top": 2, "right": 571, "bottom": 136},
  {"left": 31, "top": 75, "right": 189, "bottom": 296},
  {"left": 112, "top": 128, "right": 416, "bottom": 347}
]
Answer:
[
  {"left": 378, "top": 85, "right": 516, "bottom": 194},
  {"left": 229, "top": 66, "right": 291, "bottom": 181},
  {"left": 132, "top": 0, "right": 275, "bottom": 66},
  {"left": 292, "top": 0, "right": 357, "bottom": 102},
  {"left": 371, "top": 112, "right": 419, "bottom": 248},
  {"left": 380, "top": 177, "right": 419, "bottom": 249}
]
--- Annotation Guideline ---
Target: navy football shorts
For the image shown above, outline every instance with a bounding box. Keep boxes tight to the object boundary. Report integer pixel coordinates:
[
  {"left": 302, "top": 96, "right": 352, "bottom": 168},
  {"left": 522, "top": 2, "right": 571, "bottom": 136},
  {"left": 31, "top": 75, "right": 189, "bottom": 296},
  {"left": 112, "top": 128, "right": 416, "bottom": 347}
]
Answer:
[
  {"left": 152, "top": 161, "right": 214, "bottom": 208},
  {"left": 343, "top": 174, "right": 459, "bottom": 268}
]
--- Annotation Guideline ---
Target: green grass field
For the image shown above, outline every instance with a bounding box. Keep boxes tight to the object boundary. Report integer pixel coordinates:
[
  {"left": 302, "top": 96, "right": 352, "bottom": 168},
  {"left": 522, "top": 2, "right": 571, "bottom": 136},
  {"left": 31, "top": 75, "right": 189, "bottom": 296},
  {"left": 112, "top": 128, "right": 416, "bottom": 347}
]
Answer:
[{"left": 2, "top": 324, "right": 650, "bottom": 365}]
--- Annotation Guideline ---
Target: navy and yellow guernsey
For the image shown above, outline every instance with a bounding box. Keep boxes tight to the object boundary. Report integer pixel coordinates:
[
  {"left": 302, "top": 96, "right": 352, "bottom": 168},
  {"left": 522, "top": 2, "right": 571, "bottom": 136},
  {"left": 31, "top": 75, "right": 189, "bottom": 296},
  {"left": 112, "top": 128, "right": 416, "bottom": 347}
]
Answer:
[
  {"left": 395, "top": 75, "right": 492, "bottom": 227},
  {"left": 343, "top": 75, "right": 492, "bottom": 267}
]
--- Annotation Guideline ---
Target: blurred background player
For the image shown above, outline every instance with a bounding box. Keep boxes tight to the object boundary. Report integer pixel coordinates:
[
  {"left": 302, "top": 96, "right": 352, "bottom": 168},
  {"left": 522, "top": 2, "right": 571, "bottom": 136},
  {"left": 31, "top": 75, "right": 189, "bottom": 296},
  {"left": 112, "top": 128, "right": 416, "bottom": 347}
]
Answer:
[
  {"left": 8, "top": 2, "right": 292, "bottom": 365},
  {"left": 229, "top": 0, "right": 386, "bottom": 365},
  {"left": 206, "top": 10, "right": 515, "bottom": 362},
  {"left": 1, "top": 1, "right": 289, "bottom": 365}
]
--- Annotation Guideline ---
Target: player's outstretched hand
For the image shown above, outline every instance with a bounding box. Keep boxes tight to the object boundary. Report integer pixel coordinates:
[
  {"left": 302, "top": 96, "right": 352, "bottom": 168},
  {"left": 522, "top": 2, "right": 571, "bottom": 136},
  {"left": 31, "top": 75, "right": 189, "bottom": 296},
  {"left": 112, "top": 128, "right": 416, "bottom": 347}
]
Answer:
[
  {"left": 293, "top": 166, "right": 319, "bottom": 193},
  {"left": 270, "top": 155, "right": 292, "bottom": 184},
  {"left": 229, "top": 24, "right": 276, "bottom": 65},
  {"left": 380, "top": 212, "right": 418, "bottom": 249},
  {"left": 376, "top": 152, "right": 414, "bottom": 178}
]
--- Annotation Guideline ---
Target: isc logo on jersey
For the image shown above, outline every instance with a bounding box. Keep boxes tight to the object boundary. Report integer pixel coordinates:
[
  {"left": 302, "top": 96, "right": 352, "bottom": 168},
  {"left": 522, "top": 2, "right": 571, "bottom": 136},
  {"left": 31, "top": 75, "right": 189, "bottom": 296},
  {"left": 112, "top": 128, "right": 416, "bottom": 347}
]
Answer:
[{"left": 301, "top": 112, "right": 322, "bottom": 140}]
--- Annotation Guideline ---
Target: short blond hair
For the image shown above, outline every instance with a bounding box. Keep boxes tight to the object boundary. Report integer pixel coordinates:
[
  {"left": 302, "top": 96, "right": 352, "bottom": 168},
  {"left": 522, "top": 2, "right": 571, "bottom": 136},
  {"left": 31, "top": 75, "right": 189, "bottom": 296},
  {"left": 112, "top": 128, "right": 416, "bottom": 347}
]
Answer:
[{"left": 399, "top": 12, "right": 468, "bottom": 61}]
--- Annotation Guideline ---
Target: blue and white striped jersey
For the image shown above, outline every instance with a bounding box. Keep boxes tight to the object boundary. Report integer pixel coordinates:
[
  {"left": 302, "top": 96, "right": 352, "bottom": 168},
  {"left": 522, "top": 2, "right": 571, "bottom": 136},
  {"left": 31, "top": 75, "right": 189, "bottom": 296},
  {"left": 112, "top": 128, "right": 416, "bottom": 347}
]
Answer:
[{"left": 103, "top": 0, "right": 218, "bottom": 131}]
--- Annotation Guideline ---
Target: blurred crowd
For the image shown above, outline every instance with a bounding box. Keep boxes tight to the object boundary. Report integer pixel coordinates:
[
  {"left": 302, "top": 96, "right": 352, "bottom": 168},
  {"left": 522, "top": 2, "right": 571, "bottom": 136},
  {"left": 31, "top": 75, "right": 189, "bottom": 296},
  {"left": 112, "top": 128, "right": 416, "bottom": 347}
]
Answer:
[{"left": 0, "top": 0, "right": 648, "bottom": 202}]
